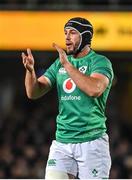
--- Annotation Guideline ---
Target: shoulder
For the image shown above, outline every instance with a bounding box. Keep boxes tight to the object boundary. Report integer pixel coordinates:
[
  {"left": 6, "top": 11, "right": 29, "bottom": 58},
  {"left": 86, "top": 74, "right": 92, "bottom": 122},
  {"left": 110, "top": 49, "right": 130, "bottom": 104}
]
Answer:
[
  {"left": 54, "top": 57, "right": 60, "bottom": 65},
  {"left": 90, "top": 51, "right": 114, "bottom": 81},
  {"left": 91, "top": 51, "right": 112, "bottom": 65}
]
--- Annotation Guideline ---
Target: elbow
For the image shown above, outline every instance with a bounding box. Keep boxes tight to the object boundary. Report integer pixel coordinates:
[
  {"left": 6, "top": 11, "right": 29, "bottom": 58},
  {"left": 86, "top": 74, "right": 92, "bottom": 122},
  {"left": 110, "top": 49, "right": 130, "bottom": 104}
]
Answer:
[
  {"left": 88, "top": 90, "right": 101, "bottom": 97},
  {"left": 87, "top": 86, "right": 103, "bottom": 97},
  {"left": 26, "top": 91, "right": 38, "bottom": 100},
  {"left": 88, "top": 91, "right": 102, "bottom": 97},
  {"left": 27, "top": 95, "right": 38, "bottom": 100},
  {"left": 27, "top": 94, "right": 35, "bottom": 100}
]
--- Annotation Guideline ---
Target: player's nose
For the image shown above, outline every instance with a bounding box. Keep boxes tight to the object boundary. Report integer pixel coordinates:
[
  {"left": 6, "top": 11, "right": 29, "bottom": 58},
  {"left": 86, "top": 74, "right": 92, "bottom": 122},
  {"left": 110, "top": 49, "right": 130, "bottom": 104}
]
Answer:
[{"left": 66, "top": 33, "right": 71, "bottom": 40}]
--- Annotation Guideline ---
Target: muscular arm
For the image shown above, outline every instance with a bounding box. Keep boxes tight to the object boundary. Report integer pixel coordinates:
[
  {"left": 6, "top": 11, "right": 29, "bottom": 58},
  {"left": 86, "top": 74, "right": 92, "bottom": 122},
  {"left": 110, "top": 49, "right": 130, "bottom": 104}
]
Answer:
[
  {"left": 25, "top": 70, "right": 51, "bottom": 99},
  {"left": 64, "top": 62, "right": 109, "bottom": 97},
  {"left": 22, "top": 49, "right": 51, "bottom": 100}
]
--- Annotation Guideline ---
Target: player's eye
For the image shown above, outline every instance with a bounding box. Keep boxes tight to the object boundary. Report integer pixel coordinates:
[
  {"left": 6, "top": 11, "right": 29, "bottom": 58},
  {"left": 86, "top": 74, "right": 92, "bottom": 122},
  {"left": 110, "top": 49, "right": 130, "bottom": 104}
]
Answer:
[
  {"left": 64, "top": 30, "right": 67, "bottom": 35},
  {"left": 71, "top": 30, "right": 77, "bottom": 34}
]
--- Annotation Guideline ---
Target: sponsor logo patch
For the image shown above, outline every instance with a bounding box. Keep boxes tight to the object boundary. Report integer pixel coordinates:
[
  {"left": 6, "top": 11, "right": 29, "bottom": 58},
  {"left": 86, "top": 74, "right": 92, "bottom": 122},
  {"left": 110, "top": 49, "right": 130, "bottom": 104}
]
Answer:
[
  {"left": 61, "top": 95, "right": 81, "bottom": 101},
  {"left": 63, "top": 78, "right": 76, "bottom": 93}
]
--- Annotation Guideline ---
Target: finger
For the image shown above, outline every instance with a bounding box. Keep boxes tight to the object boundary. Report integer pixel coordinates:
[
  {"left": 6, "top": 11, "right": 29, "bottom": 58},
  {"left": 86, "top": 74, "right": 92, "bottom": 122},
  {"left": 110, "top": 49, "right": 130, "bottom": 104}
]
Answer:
[
  {"left": 22, "top": 52, "right": 27, "bottom": 64},
  {"left": 52, "top": 43, "right": 63, "bottom": 53},
  {"left": 27, "top": 48, "right": 33, "bottom": 58},
  {"left": 22, "top": 52, "right": 26, "bottom": 58}
]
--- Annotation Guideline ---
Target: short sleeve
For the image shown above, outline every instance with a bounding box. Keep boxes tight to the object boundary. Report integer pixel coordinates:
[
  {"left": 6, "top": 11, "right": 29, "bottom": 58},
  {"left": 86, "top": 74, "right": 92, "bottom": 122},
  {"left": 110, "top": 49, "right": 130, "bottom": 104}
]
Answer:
[
  {"left": 90, "top": 56, "right": 114, "bottom": 83},
  {"left": 44, "top": 58, "right": 59, "bottom": 87}
]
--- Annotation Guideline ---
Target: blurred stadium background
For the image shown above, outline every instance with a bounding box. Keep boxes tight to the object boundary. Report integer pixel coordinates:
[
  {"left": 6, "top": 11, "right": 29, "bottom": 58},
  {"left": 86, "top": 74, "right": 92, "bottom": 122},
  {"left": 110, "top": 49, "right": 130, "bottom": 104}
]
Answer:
[{"left": 0, "top": 0, "right": 132, "bottom": 178}]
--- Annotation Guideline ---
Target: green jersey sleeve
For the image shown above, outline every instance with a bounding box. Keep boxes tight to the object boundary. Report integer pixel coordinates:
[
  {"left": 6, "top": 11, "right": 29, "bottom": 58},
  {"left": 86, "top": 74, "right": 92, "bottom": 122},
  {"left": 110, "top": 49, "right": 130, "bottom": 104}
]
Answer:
[
  {"left": 90, "top": 55, "right": 114, "bottom": 83},
  {"left": 43, "top": 58, "right": 60, "bottom": 87}
]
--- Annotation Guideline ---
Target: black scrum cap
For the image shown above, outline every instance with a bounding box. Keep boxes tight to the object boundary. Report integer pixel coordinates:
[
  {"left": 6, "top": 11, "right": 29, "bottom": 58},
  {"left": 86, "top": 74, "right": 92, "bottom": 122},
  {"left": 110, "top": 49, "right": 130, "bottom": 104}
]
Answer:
[{"left": 64, "top": 17, "right": 93, "bottom": 52}]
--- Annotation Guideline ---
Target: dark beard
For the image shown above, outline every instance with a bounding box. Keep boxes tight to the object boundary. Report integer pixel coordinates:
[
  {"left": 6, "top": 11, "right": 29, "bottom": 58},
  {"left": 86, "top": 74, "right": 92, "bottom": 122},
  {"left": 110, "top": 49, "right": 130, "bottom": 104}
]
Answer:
[{"left": 66, "top": 48, "right": 78, "bottom": 55}]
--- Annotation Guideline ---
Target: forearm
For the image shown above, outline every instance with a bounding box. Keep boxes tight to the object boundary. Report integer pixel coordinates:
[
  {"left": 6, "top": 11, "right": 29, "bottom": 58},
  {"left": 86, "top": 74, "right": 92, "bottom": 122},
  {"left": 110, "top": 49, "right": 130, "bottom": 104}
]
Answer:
[
  {"left": 25, "top": 69, "right": 38, "bottom": 99},
  {"left": 64, "top": 62, "right": 103, "bottom": 97},
  {"left": 25, "top": 69, "right": 47, "bottom": 99}
]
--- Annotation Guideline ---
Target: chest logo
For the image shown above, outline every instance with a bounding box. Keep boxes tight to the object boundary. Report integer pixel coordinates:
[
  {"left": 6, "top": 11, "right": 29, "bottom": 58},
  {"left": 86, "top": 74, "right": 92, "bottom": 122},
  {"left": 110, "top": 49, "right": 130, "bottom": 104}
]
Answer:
[
  {"left": 63, "top": 78, "right": 76, "bottom": 93},
  {"left": 79, "top": 66, "right": 87, "bottom": 74},
  {"left": 59, "top": 67, "right": 66, "bottom": 74}
]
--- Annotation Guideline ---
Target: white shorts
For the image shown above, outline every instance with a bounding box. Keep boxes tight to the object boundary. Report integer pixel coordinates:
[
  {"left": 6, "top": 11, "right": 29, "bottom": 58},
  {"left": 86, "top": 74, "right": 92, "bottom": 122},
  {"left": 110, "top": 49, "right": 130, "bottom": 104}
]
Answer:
[{"left": 45, "top": 134, "right": 111, "bottom": 179}]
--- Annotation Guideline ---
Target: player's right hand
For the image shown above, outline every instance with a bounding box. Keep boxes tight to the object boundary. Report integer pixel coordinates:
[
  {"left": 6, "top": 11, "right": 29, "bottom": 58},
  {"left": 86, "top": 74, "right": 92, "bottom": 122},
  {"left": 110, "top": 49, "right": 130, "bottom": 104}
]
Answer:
[{"left": 22, "top": 48, "right": 34, "bottom": 72}]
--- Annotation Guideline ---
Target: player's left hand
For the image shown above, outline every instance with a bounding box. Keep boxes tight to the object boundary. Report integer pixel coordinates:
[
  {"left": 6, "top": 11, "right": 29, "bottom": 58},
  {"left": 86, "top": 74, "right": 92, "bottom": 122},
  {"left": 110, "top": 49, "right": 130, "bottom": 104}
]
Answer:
[{"left": 53, "top": 43, "right": 68, "bottom": 66}]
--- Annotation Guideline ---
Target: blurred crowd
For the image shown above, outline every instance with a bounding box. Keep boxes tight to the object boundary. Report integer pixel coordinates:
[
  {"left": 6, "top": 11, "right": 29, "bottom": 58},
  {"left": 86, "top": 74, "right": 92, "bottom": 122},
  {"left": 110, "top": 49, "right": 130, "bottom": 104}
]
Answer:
[
  {"left": 0, "top": 0, "right": 132, "bottom": 4},
  {"left": 0, "top": 58, "right": 132, "bottom": 178},
  {"left": 0, "top": 0, "right": 132, "bottom": 8},
  {"left": 0, "top": 78, "right": 57, "bottom": 178}
]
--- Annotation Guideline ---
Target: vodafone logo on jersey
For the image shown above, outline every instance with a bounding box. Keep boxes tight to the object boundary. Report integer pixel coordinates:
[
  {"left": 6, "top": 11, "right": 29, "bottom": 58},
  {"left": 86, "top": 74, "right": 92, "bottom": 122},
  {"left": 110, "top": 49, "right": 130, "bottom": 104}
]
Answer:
[{"left": 63, "top": 78, "right": 76, "bottom": 93}]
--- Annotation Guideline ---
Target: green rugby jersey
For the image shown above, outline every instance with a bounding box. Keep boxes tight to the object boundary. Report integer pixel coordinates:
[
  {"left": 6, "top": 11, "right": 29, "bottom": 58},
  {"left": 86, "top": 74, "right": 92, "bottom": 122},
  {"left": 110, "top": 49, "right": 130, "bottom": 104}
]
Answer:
[{"left": 44, "top": 50, "right": 114, "bottom": 143}]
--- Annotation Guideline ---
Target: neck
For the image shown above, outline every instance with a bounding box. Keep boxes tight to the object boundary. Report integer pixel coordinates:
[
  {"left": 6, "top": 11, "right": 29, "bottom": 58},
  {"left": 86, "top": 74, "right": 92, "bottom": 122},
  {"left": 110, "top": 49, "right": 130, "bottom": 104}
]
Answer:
[{"left": 73, "top": 45, "right": 91, "bottom": 58}]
